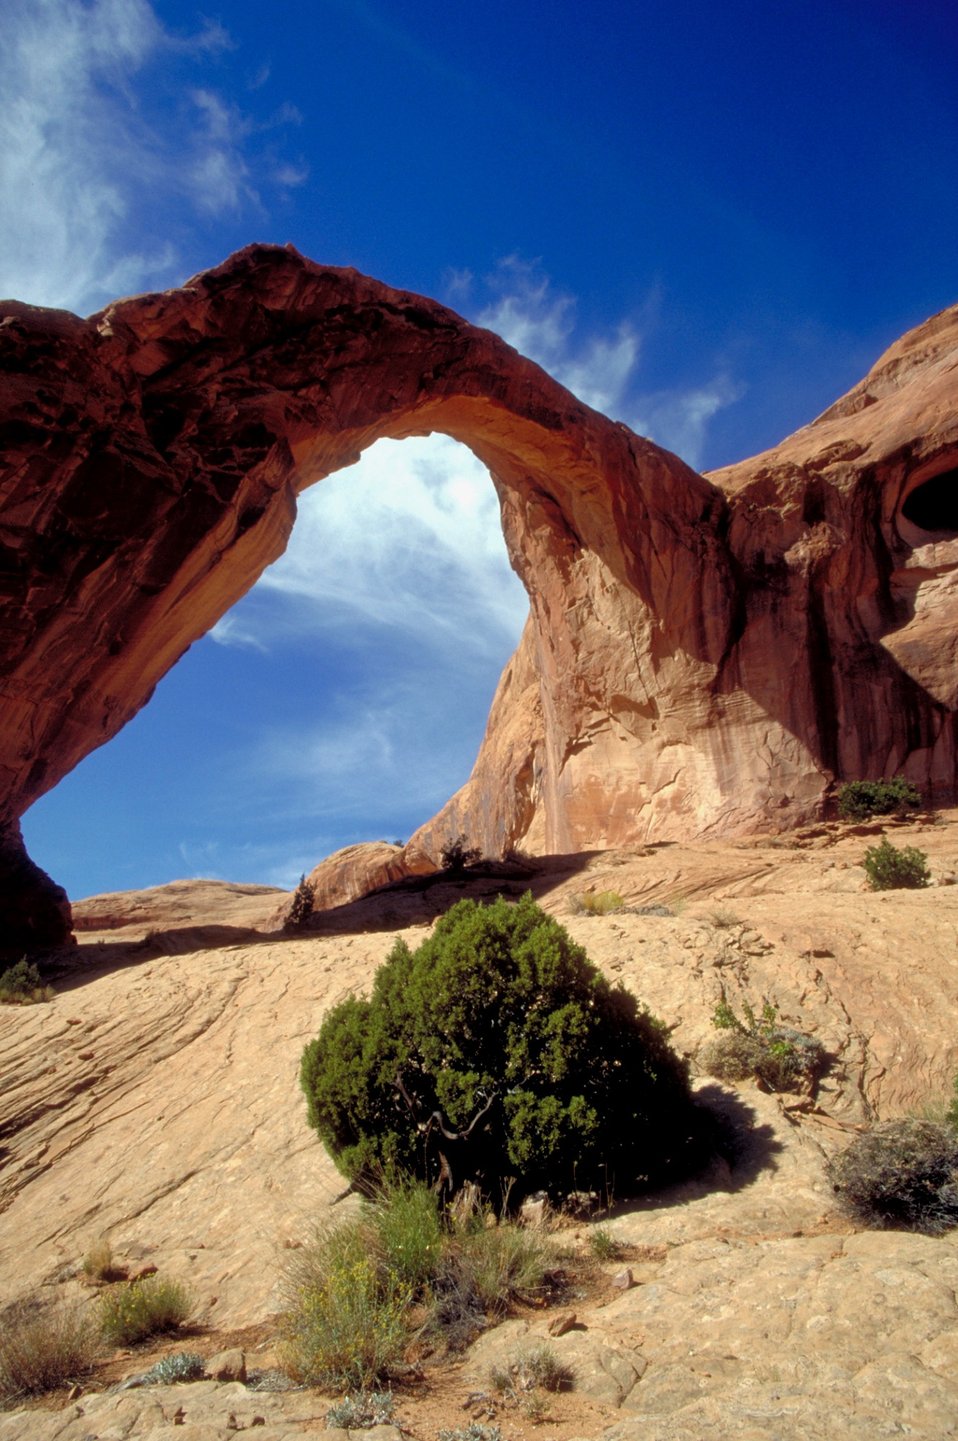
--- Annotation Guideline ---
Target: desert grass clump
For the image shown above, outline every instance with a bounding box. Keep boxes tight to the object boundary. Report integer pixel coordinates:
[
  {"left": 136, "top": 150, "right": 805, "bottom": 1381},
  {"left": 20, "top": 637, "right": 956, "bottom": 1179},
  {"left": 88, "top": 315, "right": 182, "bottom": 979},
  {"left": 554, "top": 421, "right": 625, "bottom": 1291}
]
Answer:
[
  {"left": 369, "top": 1178, "right": 444, "bottom": 1293},
  {"left": 701, "top": 996, "right": 825, "bottom": 1093},
  {"left": 326, "top": 1390, "right": 396, "bottom": 1428},
  {"left": 837, "top": 777, "right": 921, "bottom": 821},
  {"left": 862, "top": 837, "right": 931, "bottom": 891},
  {"left": 0, "top": 959, "right": 53, "bottom": 1005},
  {"left": 445, "top": 1217, "right": 553, "bottom": 1318},
  {"left": 0, "top": 1300, "right": 99, "bottom": 1399},
  {"left": 570, "top": 890, "right": 624, "bottom": 916},
  {"left": 82, "top": 1238, "right": 118, "bottom": 1283},
  {"left": 587, "top": 1225, "right": 622, "bottom": 1262},
  {"left": 97, "top": 1276, "right": 193, "bottom": 1346},
  {"left": 827, "top": 1118, "right": 958, "bottom": 1234},
  {"left": 280, "top": 1216, "right": 411, "bottom": 1390}
]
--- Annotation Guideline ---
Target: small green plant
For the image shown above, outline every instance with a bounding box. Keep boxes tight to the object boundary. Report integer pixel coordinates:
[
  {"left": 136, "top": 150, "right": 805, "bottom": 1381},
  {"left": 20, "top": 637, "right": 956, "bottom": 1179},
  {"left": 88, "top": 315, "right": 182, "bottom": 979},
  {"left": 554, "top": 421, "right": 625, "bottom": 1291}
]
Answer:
[
  {"left": 284, "top": 874, "right": 316, "bottom": 931},
  {"left": 827, "top": 1119, "right": 958, "bottom": 1233},
  {"left": 369, "top": 1178, "right": 444, "bottom": 1293},
  {"left": 443, "top": 1217, "right": 553, "bottom": 1319},
  {"left": 587, "top": 1225, "right": 622, "bottom": 1261},
  {"left": 701, "top": 995, "right": 825, "bottom": 1092},
  {"left": 862, "top": 837, "right": 931, "bottom": 891},
  {"left": 837, "top": 777, "right": 921, "bottom": 821},
  {"left": 514, "top": 1341, "right": 574, "bottom": 1392},
  {"left": 439, "top": 834, "right": 482, "bottom": 872},
  {"left": 142, "top": 1350, "right": 205, "bottom": 1384},
  {"left": 280, "top": 1217, "right": 411, "bottom": 1390},
  {"left": 438, "top": 1426, "right": 503, "bottom": 1441},
  {"left": 0, "top": 1300, "right": 99, "bottom": 1399},
  {"left": 326, "top": 1390, "right": 396, "bottom": 1427},
  {"left": 97, "top": 1276, "right": 193, "bottom": 1346},
  {"left": 570, "top": 890, "right": 624, "bottom": 916},
  {"left": 0, "top": 958, "right": 53, "bottom": 1004}
]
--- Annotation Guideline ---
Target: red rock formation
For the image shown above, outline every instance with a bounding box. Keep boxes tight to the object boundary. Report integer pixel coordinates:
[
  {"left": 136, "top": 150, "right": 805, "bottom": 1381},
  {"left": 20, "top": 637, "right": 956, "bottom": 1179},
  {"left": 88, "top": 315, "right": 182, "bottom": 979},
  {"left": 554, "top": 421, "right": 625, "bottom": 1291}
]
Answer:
[{"left": 1, "top": 245, "right": 956, "bottom": 941}]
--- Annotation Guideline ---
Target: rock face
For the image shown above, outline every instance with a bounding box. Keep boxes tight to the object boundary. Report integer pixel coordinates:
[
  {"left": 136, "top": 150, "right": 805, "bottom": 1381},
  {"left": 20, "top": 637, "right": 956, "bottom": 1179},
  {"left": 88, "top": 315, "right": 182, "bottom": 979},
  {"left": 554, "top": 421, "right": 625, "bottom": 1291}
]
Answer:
[{"left": 1, "top": 245, "right": 957, "bottom": 940}]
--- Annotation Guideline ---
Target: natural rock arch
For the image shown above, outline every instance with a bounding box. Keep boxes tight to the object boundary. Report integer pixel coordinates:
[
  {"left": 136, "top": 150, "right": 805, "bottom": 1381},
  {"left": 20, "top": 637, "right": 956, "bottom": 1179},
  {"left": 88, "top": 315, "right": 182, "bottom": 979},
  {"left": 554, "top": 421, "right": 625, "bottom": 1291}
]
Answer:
[{"left": 1, "top": 244, "right": 957, "bottom": 946}]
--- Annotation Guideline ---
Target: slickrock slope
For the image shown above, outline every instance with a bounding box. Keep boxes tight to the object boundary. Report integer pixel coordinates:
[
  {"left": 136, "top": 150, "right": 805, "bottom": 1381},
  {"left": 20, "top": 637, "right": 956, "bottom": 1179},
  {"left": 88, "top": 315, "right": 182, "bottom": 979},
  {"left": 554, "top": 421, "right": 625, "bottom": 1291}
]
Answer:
[
  {"left": 1, "top": 247, "right": 957, "bottom": 943},
  {"left": 2, "top": 817, "right": 958, "bottom": 1437}
]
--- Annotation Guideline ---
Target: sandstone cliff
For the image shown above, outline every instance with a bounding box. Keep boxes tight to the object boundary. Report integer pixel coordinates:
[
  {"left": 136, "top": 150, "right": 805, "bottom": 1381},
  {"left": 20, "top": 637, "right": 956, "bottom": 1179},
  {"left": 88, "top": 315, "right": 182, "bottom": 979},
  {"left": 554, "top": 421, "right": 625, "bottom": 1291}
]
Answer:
[{"left": 1, "top": 247, "right": 956, "bottom": 942}]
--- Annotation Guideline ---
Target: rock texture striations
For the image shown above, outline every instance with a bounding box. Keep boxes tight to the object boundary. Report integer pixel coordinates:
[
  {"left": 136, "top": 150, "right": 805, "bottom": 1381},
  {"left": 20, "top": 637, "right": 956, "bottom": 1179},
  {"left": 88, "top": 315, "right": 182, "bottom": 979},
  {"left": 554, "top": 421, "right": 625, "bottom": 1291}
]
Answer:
[{"left": 1, "top": 246, "right": 957, "bottom": 940}]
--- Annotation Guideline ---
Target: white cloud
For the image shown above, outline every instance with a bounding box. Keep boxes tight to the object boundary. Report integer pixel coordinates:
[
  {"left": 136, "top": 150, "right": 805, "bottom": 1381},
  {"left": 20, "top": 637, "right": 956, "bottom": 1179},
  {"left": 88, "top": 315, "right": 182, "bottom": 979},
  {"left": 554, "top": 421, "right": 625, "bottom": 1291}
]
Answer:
[
  {"left": 633, "top": 375, "right": 746, "bottom": 470},
  {"left": 212, "top": 434, "right": 529, "bottom": 665},
  {"left": 0, "top": 0, "right": 300, "bottom": 314}
]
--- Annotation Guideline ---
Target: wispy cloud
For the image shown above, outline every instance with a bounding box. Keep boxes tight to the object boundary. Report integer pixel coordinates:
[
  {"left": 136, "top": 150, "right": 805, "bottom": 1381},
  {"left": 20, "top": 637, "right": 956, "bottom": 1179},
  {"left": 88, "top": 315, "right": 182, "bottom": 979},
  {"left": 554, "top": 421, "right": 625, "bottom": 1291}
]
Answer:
[
  {"left": 633, "top": 375, "right": 746, "bottom": 470},
  {"left": 212, "top": 434, "right": 529, "bottom": 665},
  {"left": 0, "top": 0, "right": 304, "bottom": 314}
]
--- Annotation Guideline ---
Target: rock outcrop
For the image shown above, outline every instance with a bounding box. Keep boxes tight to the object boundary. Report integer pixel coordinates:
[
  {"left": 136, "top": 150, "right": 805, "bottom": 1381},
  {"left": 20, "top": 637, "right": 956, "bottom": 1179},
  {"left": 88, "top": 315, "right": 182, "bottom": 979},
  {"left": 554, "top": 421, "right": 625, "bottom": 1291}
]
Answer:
[{"left": 1, "top": 245, "right": 956, "bottom": 940}]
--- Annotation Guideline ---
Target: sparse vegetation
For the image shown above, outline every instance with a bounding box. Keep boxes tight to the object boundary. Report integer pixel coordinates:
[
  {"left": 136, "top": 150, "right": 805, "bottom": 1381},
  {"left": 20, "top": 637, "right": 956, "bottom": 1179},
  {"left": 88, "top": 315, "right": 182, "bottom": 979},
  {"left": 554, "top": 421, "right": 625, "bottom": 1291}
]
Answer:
[
  {"left": 438, "top": 1426, "right": 503, "bottom": 1441},
  {"left": 284, "top": 874, "right": 316, "bottom": 931},
  {"left": 0, "top": 1300, "right": 99, "bottom": 1399},
  {"left": 570, "top": 890, "right": 624, "bottom": 916},
  {"left": 439, "top": 834, "right": 482, "bottom": 872},
  {"left": 837, "top": 777, "right": 921, "bottom": 821},
  {"left": 280, "top": 1181, "right": 557, "bottom": 1388},
  {"left": 82, "top": 1238, "right": 118, "bottom": 1282},
  {"left": 706, "top": 906, "right": 742, "bottom": 929},
  {"left": 0, "top": 958, "right": 53, "bottom": 1005},
  {"left": 142, "top": 1350, "right": 205, "bottom": 1384},
  {"left": 300, "top": 893, "right": 700, "bottom": 1206},
  {"left": 827, "top": 1118, "right": 958, "bottom": 1233},
  {"left": 862, "top": 837, "right": 931, "bottom": 891},
  {"left": 97, "top": 1276, "right": 193, "bottom": 1346},
  {"left": 280, "top": 1214, "right": 411, "bottom": 1390},
  {"left": 701, "top": 996, "right": 825, "bottom": 1092},
  {"left": 587, "top": 1225, "right": 622, "bottom": 1261},
  {"left": 326, "top": 1390, "right": 396, "bottom": 1428}
]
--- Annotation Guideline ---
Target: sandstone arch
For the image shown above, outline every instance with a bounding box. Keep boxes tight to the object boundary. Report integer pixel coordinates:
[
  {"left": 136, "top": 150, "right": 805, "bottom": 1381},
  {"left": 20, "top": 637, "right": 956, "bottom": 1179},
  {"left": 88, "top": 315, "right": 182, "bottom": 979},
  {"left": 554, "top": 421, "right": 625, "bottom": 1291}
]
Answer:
[{"left": 1, "top": 245, "right": 956, "bottom": 946}]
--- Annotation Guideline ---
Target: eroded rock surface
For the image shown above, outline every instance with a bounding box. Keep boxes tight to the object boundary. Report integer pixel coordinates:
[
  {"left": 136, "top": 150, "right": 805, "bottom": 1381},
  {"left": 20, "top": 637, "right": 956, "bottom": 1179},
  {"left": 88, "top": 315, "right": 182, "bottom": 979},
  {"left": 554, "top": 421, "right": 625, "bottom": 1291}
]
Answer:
[
  {"left": 3, "top": 827, "right": 958, "bottom": 1438},
  {"left": 1, "top": 247, "right": 957, "bottom": 939}
]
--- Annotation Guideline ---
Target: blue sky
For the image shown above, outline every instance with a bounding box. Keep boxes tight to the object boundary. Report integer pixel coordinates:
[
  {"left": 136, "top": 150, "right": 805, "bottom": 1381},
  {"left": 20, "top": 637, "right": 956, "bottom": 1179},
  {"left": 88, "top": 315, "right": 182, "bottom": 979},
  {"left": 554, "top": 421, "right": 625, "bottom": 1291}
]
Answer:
[{"left": 6, "top": 0, "right": 958, "bottom": 899}]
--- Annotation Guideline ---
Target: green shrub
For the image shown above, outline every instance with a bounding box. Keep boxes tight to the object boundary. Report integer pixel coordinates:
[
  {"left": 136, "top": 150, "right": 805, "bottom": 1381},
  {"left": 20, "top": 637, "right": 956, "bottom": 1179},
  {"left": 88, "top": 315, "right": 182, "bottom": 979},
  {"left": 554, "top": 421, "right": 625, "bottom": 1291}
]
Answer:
[
  {"left": 0, "top": 959, "right": 53, "bottom": 1004},
  {"left": 300, "top": 893, "right": 699, "bottom": 1204},
  {"left": 701, "top": 996, "right": 825, "bottom": 1092},
  {"left": 326, "top": 1391, "right": 396, "bottom": 1428},
  {"left": 492, "top": 1341, "right": 574, "bottom": 1395},
  {"left": 570, "top": 890, "right": 624, "bottom": 916},
  {"left": 0, "top": 1300, "right": 99, "bottom": 1399},
  {"left": 837, "top": 777, "right": 921, "bottom": 821},
  {"left": 827, "top": 1119, "right": 958, "bottom": 1233},
  {"left": 862, "top": 837, "right": 931, "bottom": 891},
  {"left": 280, "top": 1216, "right": 411, "bottom": 1389},
  {"left": 587, "top": 1225, "right": 622, "bottom": 1261},
  {"left": 97, "top": 1276, "right": 193, "bottom": 1346},
  {"left": 443, "top": 1217, "right": 552, "bottom": 1318},
  {"left": 142, "top": 1350, "right": 205, "bottom": 1384},
  {"left": 284, "top": 875, "right": 315, "bottom": 931},
  {"left": 369, "top": 1178, "right": 444, "bottom": 1294}
]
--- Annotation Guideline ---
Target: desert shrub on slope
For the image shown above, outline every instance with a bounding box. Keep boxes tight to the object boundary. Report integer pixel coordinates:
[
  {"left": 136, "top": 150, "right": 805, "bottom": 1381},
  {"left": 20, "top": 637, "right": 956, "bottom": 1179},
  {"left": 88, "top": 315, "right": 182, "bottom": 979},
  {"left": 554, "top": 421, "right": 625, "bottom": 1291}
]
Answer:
[
  {"left": 837, "top": 777, "right": 921, "bottom": 821},
  {"left": 300, "top": 892, "right": 700, "bottom": 1204},
  {"left": 862, "top": 837, "right": 930, "bottom": 891},
  {"left": 828, "top": 1118, "right": 958, "bottom": 1233}
]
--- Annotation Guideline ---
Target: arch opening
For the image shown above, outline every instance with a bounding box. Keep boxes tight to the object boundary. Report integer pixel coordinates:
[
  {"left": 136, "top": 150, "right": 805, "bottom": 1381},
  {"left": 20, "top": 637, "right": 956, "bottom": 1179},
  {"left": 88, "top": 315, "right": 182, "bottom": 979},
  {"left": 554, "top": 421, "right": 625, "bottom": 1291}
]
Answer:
[
  {"left": 22, "top": 435, "right": 528, "bottom": 899},
  {"left": 900, "top": 466, "right": 958, "bottom": 535}
]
